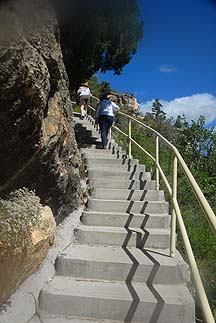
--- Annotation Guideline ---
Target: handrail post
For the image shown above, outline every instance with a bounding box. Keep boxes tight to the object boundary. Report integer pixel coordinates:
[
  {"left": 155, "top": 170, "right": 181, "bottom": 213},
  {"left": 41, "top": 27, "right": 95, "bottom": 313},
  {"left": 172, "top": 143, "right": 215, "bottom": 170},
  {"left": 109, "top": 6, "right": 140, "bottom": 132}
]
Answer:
[
  {"left": 128, "top": 118, "right": 132, "bottom": 159},
  {"left": 109, "top": 127, "right": 112, "bottom": 142},
  {"left": 173, "top": 199, "right": 215, "bottom": 323},
  {"left": 156, "top": 136, "right": 159, "bottom": 190},
  {"left": 170, "top": 155, "right": 177, "bottom": 257}
]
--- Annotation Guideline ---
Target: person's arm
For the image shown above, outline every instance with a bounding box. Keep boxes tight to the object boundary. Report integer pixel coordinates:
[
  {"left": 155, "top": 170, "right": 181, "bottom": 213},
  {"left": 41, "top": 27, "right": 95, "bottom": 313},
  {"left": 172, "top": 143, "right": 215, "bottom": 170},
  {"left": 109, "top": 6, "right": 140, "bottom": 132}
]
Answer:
[{"left": 111, "top": 102, "right": 120, "bottom": 112}]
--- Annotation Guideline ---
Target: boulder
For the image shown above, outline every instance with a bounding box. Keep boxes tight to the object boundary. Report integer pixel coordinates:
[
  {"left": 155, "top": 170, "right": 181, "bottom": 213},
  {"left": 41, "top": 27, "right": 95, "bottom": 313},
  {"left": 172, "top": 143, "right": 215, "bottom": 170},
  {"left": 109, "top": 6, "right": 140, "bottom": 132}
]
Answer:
[{"left": 0, "top": 205, "right": 56, "bottom": 305}]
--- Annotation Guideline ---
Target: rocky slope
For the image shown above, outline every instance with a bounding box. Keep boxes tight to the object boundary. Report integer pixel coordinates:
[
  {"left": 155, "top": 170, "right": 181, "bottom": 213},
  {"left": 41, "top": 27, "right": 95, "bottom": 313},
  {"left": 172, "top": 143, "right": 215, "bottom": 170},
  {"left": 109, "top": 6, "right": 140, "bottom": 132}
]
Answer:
[{"left": 0, "top": 0, "right": 81, "bottom": 223}]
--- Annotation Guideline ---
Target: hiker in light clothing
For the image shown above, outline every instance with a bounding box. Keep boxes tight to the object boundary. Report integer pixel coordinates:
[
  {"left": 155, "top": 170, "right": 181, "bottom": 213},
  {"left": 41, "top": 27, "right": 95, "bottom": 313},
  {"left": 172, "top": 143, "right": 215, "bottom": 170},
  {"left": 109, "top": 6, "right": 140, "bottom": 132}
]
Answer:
[
  {"left": 77, "top": 82, "right": 91, "bottom": 119},
  {"left": 95, "top": 93, "right": 120, "bottom": 149}
]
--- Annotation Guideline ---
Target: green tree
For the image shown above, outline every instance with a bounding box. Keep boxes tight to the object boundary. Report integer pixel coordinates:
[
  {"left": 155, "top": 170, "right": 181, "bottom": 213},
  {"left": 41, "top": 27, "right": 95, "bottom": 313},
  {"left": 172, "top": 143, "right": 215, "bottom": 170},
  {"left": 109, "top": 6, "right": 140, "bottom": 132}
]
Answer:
[
  {"left": 174, "top": 114, "right": 187, "bottom": 128},
  {"left": 53, "top": 0, "right": 143, "bottom": 89},
  {"left": 152, "top": 99, "right": 166, "bottom": 122},
  {"left": 88, "top": 76, "right": 111, "bottom": 98},
  {"left": 176, "top": 116, "right": 216, "bottom": 176}
]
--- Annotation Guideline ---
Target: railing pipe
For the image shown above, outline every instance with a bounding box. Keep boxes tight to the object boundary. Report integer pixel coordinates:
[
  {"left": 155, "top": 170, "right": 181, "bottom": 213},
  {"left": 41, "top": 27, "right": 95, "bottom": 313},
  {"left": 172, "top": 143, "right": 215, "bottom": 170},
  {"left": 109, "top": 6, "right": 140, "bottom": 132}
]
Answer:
[
  {"left": 130, "top": 137, "right": 155, "bottom": 161},
  {"left": 91, "top": 95, "right": 100, "bottom": 102},
  {"left": 109, "top": 127, "right": 112, "bottom": 142},
  {"left": 170, "top": 155, "right": 177, "bottom": 257},
  {"left": 83, "top": 100, "right": 216, "bottom": 321},
  {"left": 112, "top": 125, "right": 128, "bottom": 138},
  {"left": 128, "top": 119, "right": 132, "bottom": 159},
  {"left": 119, "top": 111, "right": 216, "bottom": 235},
  {"left": 173, "top": 147, "right": 216, "bottom": 234},
  {"left": 88, "top": 107, "right": 216, "bottom": 235},
  {"left": 173, "top": 198, "right": 215, "bottom": 323},
  {"left": 119, "top": 111, "right": 174, "bottom": 148},
  {"left": 155, "top": 136, "right": 160, "bottom": 190},
  {"left": 155, "top": 162, "right": 172, "bottom": 195}
]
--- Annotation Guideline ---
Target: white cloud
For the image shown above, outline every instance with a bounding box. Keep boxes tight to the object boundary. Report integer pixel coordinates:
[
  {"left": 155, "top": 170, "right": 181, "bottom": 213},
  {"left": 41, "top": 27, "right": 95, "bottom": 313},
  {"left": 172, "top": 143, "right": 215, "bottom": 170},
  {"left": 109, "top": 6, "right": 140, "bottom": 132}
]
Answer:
[
  {"left": 140, "top": 93, "right": 216, "bottom": 125},
  {"left": 159, "top": 64, "right": 178, "bottom": 73}
]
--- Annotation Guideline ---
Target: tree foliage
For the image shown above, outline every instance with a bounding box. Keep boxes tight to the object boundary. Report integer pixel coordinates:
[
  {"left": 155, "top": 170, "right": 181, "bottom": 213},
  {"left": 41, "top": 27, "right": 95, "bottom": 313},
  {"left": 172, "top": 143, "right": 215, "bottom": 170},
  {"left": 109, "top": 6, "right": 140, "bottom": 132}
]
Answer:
[
  {"left": 88, "top": 76, "right": 111, "bottom": 99},
  {"left": 53, "top": 0, "right": 143, "bottom": 89},
  {"left": 152, "top": 99, "right": 166, "bottom": 122}
]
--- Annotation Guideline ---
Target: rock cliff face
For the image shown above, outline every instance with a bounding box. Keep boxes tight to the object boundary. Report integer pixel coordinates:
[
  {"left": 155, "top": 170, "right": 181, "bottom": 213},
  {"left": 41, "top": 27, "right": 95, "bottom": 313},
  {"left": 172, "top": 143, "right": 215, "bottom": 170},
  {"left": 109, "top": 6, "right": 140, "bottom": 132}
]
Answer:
[
  {"left": 109, "top": 92, "right": 140, "bottom": 114},
  {"left": 0, "top": 0, "right": 81, "bottom": 223}
]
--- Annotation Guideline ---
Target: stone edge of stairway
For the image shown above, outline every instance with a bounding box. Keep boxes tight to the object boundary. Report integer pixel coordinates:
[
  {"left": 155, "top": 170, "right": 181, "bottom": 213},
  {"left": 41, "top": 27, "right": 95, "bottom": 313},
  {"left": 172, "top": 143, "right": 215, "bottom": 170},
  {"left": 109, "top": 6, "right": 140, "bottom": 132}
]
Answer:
[{"left": 0, "top": 208, "right": 83, "bottom": 323}]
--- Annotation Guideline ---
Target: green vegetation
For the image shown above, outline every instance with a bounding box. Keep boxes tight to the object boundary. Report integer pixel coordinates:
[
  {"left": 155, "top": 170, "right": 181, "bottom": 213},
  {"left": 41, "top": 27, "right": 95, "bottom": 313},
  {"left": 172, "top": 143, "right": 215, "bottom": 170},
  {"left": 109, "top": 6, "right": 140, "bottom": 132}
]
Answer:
[
  {"left": 88, "top": 76, "right": 111, "bottom": 99},
  {"left": 113, "top": 100, "right": 216, "bottom": 322},
  {"left": 53, "top": 0, "right": 143, "bottom": 89}
]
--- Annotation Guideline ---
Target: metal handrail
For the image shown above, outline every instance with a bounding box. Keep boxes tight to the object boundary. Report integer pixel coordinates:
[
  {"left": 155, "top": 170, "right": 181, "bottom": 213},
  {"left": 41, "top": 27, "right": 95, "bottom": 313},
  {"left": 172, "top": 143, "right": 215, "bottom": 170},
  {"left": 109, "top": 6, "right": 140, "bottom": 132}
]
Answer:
[{"left": 73, "top": 98, "right": 216, "bottom": 323}]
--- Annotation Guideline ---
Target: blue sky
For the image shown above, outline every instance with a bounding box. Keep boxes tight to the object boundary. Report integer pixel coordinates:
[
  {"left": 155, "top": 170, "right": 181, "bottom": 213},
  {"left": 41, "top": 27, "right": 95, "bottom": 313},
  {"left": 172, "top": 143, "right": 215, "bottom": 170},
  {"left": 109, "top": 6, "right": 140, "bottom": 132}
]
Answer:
[{"left": 98, "top": 0, "right": 216, "bottom": 125}]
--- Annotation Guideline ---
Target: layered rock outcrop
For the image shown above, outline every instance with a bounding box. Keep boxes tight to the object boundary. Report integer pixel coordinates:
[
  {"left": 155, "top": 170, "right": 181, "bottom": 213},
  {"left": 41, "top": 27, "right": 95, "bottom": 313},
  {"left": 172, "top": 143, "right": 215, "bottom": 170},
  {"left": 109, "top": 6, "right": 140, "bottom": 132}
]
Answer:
[
  {"left": 0, "top": 0, "right": 81, "bottom": 223},
  {"left": 109, "top": 92, "right": 140, "bottom": 114}
]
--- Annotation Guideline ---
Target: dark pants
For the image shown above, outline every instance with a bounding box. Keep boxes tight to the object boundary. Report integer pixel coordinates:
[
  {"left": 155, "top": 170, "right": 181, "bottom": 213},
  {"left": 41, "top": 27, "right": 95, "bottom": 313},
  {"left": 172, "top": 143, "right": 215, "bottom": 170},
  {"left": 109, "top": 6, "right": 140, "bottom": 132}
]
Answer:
[{"left": 98, "top": 115, "right": 114, "bottom": 147}]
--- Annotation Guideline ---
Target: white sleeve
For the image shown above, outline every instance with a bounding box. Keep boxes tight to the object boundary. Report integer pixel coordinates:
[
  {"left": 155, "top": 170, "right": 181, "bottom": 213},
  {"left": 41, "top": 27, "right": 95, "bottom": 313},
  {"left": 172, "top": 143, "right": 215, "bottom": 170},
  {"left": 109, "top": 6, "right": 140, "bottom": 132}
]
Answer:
[{"left": 111, "top": 102, "right": 120, "bottom": 112}]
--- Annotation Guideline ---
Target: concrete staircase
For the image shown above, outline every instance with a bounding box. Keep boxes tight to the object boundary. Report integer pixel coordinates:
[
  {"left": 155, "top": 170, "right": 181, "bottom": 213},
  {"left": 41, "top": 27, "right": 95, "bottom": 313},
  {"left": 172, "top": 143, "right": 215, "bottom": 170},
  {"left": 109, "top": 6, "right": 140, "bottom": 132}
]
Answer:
[{"left": 36, "top": 116, "right": 195, "bottom": 323}]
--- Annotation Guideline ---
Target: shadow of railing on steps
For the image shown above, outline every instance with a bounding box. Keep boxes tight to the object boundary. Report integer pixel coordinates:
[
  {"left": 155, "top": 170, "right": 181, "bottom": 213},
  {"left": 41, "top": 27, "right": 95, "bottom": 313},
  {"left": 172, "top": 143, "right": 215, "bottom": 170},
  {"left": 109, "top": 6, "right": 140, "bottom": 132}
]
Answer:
[{"left": 72, "top": 96, "right": 216, "bottom": 323}]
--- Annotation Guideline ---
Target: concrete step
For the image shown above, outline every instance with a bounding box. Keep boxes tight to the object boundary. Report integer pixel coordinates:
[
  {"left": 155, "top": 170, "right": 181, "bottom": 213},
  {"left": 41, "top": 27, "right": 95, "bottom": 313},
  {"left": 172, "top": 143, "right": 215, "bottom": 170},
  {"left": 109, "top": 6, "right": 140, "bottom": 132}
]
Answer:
[
  {"left": 40, "top": 276, "right": 194, "bottom": 323},
  {"left": 85, "top": 157, "right": 139, "bottom": 166},
  {"left": 88, "top": 169, "right": 150, "bottom": 180},
  {"left": 87, "top": 164, "right": 146, "bottom": 172},
  {"left": 78, "top": 143, "right": 102, "bottom": 149},
  {"left": 78, "top": 132, "right": 100, "bottom": 139},
  {"left": 29, "top": 315, "right": 122, "bottom": 323},
  {"left": 88, "top": 178, "right": 156, "bottom": 189},
  {"left": 75, "top": 124, "right": 98, "bottom": 133},
  {"left": 81, "top": 147, "right": 123, "bottom": 154},
  {"left": 81, "top": 211, "right": 170, "bottom": 229},
  {"left": 76, "top": 225, "right": 170, "bottom": 249},
  {"left": 87, "top": 199, "right": 169, "bottom": 214},
  {"left": 91, "top": 189, "right": 164, "bottom": 200},
  {"left": 83, "top": 152, "right": 127, "bottom": 159},
  {"left": 74, "top": 117, "right": 95, "bottom": 124},
  {"left": 56, "top": 244, "right": 187, "bottom": 284}
]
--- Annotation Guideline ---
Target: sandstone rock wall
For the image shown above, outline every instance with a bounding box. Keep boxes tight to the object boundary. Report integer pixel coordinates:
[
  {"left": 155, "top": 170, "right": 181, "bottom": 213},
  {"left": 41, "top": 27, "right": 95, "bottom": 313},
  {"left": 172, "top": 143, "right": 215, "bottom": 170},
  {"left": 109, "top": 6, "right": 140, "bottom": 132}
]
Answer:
[
  {"left": 0, "top": 0, "right": 81, "bottom": 223},
  {"left": 109, "top": 92, "right": 140, "bottom": 114}
]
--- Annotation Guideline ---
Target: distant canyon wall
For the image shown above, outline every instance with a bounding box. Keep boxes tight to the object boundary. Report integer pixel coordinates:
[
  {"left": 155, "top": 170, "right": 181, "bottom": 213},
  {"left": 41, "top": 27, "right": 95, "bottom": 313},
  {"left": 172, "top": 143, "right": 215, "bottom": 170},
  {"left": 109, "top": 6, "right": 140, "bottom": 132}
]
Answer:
[{"left": 0, "top": 0, "right": 81, "bottom": 223}]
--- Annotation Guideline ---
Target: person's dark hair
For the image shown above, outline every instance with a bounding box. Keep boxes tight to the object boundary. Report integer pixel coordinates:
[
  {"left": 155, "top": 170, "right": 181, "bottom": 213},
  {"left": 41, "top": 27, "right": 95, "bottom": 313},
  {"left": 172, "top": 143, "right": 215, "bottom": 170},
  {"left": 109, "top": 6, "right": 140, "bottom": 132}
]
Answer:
[{"left": 100, "top": 92, "right": 109, "bottom": 101}]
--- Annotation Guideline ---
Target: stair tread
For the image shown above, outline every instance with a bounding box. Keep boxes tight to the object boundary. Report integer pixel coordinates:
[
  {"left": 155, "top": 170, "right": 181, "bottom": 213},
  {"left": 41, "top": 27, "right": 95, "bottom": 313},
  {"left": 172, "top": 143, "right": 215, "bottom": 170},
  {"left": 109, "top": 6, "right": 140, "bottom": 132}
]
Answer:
[
  {"left": 88, "top": 198, "right": 166, "bottom": 202},
  {"left": 91, "top": 188, "right": 161, "bottom": 192},
  {"left": 83, "top": 210, "right": 168, "bottom": 216},
  {"left": 78, "top": 225, "right": 169, "bottom": 234},
  {"left": 89, "top": 178, "right": 153, "bottom": 182},
  {"left": 42, "top": 276, "right": 192, "bottom": 304},
  {"left": 88, "top": 168, "right": 147, "bottom": 172},
  {"left": 30, "top": 315, "right": 123, "bottom": 323},
  {"left": 59, "top": 244, "right": 183, "bottom": 267}
]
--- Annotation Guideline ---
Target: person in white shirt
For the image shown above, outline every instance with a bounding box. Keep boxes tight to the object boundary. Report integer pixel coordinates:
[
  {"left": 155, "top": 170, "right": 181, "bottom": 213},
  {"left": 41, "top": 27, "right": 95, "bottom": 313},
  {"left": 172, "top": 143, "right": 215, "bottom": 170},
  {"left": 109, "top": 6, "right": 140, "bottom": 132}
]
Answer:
[
  {"left": 77, "top": 82, "right": 91, "bottom": 119},
  {"left": 95, "top": 93, "right": 120, "bottom": 149}
]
